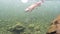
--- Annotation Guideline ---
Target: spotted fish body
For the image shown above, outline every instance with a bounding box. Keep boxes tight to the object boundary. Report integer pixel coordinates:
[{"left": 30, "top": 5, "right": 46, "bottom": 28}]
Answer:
[{"left": 46, "top": 15, "right": 60, "bottom": 34}]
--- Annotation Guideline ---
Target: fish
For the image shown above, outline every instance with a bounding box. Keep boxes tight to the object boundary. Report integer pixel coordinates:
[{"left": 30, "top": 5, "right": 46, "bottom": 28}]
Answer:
[
  {"left": 46, "top": 15, "right": 60, "bottom": 34},
  {"left": 25, "top": 0, "right": 44, "bottom": 12},
  {"left": 46, "top": 25, "right": 56, "bottom": 34}
]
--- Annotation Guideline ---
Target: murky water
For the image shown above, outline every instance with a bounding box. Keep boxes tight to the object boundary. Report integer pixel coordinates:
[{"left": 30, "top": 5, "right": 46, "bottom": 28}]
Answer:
[{"left": 0, "top": 0, "right": 60, "bottom": 34}]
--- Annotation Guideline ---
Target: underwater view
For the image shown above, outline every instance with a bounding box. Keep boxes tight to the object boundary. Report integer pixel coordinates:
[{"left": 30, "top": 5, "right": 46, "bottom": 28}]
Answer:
[{"left": 0, "top": 0, "right": 60, "bottom": 34}]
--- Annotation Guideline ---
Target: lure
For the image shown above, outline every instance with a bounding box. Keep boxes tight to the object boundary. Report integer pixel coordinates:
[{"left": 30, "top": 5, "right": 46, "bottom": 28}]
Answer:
[{"left": 25, "top": 0, "right": 44, "bottom": 12}]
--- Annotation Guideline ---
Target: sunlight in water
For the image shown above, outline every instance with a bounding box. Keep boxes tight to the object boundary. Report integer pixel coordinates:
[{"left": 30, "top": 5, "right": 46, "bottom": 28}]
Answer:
[{"left": 21, "top": 0, "right": 28, "bottom": 3}]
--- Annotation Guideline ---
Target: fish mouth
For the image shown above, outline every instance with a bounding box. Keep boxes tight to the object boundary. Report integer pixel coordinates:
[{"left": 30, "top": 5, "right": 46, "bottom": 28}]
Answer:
[{"left": 46, "top": 31, "right": 56, "bottom": 34}]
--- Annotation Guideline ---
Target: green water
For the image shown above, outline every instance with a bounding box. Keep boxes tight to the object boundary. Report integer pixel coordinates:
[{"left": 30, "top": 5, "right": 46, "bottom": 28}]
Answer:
[{"left": 0, "top": 0, "right": 60, "bottom": 34}]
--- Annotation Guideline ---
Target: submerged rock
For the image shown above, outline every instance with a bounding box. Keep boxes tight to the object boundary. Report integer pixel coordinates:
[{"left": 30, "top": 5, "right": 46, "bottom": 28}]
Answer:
[
  {"left": 7, "top": 23, "right": 25, "bottom": 34},
  {"left": 28, "top": 24, "right": 35, "bottom": 29},
  {"left": 34, "top": 31, "right": 41, "bottom": 34},
  {"left": 34, "top": 26, "right": 40, "bottom": 31}
]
